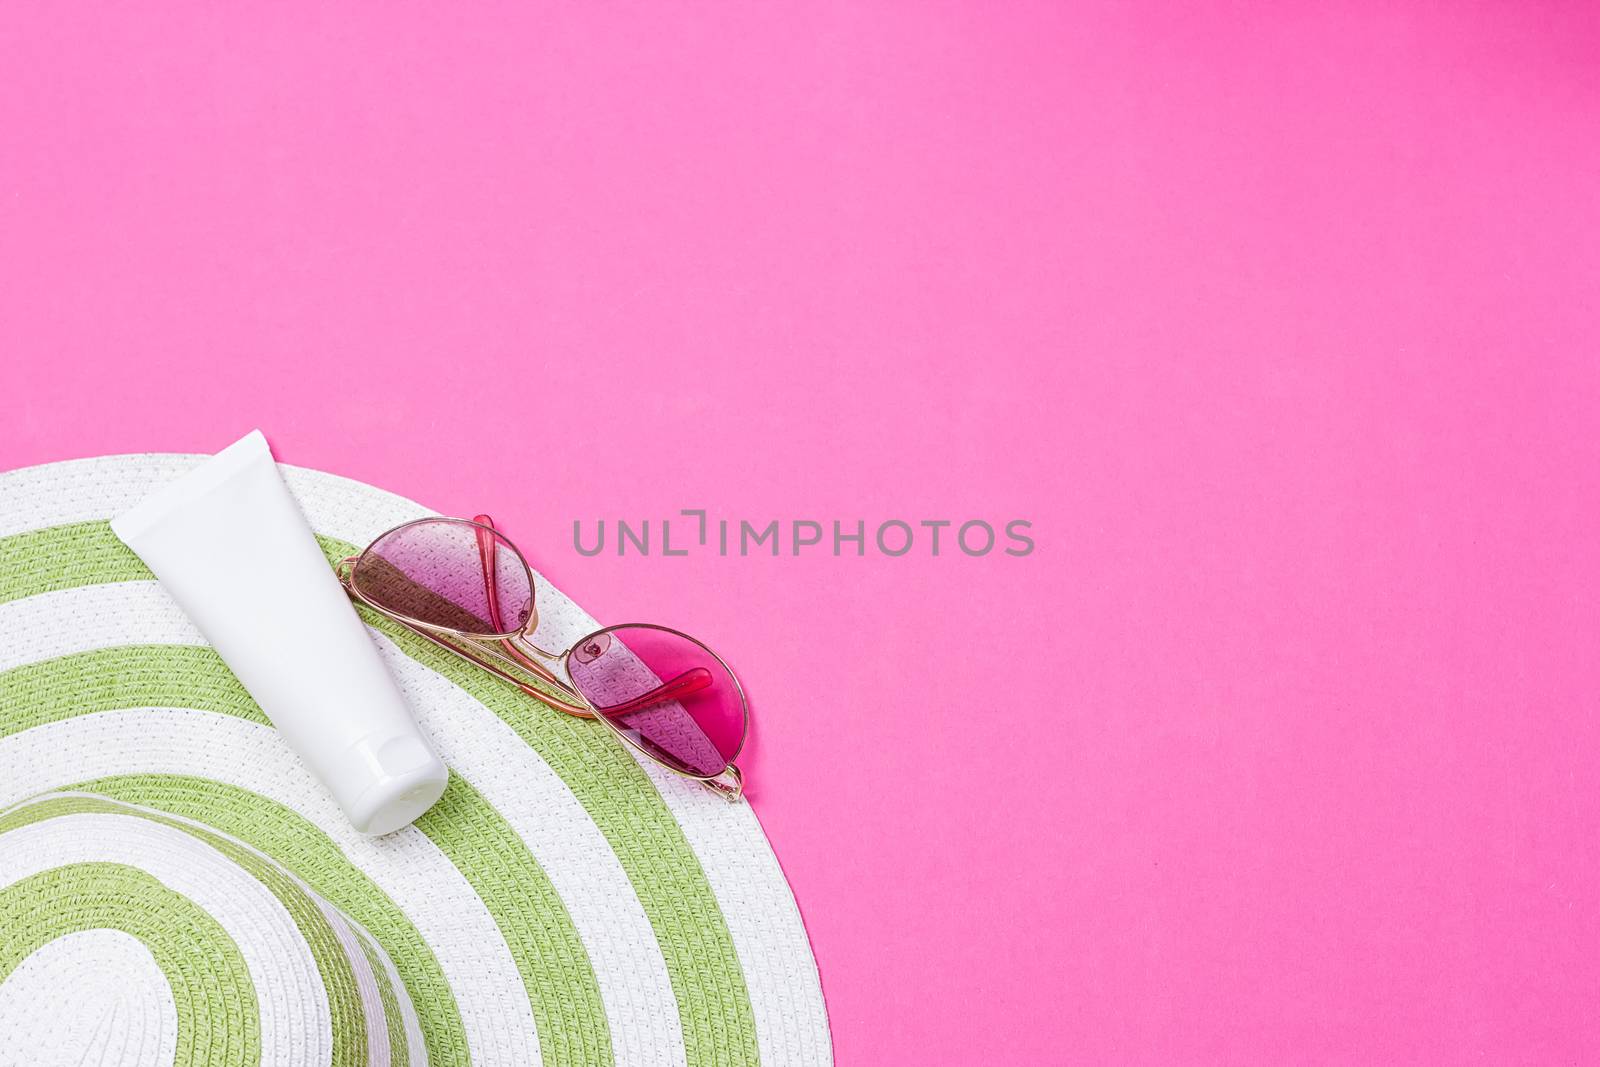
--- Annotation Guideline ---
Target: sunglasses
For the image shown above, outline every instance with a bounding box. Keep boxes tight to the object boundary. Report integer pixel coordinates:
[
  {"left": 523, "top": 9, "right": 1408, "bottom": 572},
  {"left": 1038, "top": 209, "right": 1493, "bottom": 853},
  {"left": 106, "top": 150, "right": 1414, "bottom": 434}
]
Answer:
[{"left": 336, "top": 514, "right": 747, "bottom": 800}]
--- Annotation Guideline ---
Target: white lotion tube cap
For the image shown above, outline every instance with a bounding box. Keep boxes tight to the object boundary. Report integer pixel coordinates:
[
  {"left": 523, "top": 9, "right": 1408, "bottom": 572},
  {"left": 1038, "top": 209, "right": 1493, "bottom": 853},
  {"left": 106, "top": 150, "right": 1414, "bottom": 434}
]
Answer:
[{"left": 112, "top": 431, "right": 448, "bottom": 835}]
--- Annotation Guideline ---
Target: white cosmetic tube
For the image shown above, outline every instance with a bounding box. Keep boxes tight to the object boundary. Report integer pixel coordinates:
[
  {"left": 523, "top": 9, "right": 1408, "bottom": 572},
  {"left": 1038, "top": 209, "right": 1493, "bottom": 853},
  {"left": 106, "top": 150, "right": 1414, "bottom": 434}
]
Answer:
[{"left": 112, "top": 430, "right": 448, "bottom": 835}]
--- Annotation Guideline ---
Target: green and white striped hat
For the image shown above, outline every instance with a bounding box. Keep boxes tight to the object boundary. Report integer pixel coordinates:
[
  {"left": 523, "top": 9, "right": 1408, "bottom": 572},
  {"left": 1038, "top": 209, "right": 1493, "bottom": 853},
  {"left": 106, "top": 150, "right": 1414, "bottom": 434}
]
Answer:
[{"left": 0, "top": 453, "right": 831, "bottom": 1067}]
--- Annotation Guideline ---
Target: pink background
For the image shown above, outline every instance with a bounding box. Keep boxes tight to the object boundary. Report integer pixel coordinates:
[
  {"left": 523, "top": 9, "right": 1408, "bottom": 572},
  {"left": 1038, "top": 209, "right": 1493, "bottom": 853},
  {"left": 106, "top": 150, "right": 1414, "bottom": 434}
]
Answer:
[{"left": 3, "top": 4, "right": 1598, "bottom": 1063}]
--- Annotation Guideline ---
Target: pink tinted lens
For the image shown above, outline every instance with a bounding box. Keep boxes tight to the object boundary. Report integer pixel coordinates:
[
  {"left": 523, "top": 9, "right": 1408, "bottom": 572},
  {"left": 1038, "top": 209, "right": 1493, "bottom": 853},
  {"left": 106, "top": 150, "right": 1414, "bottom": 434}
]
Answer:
[
  {"left": 566, "top": 625, "right": 747, "bottom": 777},
  {"left": 352, "top": 519, "right": 534, "bottom": 636}
]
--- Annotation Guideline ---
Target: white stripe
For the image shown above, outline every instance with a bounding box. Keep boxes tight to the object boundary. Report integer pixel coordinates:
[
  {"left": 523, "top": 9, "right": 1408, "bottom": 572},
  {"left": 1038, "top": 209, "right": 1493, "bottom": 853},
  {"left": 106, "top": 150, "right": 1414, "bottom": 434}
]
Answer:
[
  {"left": 0, "top": 712, "right": 538, "bottom": 1067},
  {"left": 0, "top": 930, "right": 178, "bottom": 1067},
  {"left": 0, "top": 456, "right": 198, "bottom": 537},
  {"left": 0, "top": 583, "right": 196, "bottom": 673},
  {"left": 0, "top": 810, "right": 331, "bottom": 1067}
]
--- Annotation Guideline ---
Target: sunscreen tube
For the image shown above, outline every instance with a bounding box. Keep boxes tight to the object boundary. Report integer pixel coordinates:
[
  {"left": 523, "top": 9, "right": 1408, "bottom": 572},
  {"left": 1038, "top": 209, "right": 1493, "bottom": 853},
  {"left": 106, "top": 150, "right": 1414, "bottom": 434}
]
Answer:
[{"left": 112, "top": 430, "right": 449, "bottom": 835}]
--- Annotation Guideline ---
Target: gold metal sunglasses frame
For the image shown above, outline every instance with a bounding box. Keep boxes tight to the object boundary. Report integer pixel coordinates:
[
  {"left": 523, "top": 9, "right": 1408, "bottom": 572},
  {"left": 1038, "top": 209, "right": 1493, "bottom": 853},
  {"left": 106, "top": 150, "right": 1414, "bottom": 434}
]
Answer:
[{"left": 335, "top": 516, "right": 746, "bottom": 800}]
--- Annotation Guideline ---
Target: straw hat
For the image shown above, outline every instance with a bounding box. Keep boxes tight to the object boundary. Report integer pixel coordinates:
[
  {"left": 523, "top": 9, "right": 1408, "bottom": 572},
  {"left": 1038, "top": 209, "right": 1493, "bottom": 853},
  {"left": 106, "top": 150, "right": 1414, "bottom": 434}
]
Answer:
[{"left": 0, "top": 453, "right": 831, "bottom": 1067}]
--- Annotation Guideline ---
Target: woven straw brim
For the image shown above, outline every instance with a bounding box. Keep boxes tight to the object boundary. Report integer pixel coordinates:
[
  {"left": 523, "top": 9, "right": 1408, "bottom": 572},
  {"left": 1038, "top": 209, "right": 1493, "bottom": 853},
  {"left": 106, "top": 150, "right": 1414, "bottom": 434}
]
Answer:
[{"left": 0, "top": 454, "right": 831, "bottom": 1067}]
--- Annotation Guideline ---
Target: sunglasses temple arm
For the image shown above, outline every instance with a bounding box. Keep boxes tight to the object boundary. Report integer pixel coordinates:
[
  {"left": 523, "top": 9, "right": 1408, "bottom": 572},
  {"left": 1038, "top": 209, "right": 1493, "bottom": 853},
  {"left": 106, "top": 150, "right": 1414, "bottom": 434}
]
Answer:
[
  {"left": 334, "top": 552, "right": 591, "bottom": 715},
  {"left": 498, "top": 635, "right": 580, "bottom": 691},
  {"left": 467, "top": 638, "right": 716, "bottom": 730},
  {"left": 403, "top": 624, "right": 597, "bottom": 717},
  {"left": 473, "top": 513, "right": 513, "bottom": 635},
  {"left": 433, "top": 635, "right": 716, "bottom": 737},
  {"left": 591, "top": 667, "right": 714, "bottom": 719}
]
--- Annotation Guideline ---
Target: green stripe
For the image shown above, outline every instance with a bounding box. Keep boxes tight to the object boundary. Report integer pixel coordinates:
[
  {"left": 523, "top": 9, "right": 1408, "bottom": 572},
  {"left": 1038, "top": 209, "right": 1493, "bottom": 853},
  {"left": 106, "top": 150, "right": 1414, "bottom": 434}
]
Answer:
[
  {"left": 0, "top": 521, "right": 141, "bottom": 605},
  {"left": 0, "top": 861, "right": 261, "bottom": 1067},
  {"left": 0, "top": 646, "right": 609, "bottom": 1067},
  {"left": 0, "top": 644, "right": 263, "bottom": 733},
  {"left": 0, "top": 795, "right": 369, "bottom": 1067},
  {"left": 1, "top": 519, "right": 763, "bottom": 1066},
  {"left": 86, "top": 774, "right": 455, "bottom": 1067}
]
